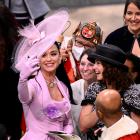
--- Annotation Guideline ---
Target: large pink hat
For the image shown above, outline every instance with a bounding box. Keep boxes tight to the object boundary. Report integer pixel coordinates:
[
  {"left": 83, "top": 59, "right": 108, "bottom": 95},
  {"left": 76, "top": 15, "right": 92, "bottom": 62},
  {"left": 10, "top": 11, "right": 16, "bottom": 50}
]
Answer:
[{"left": 12, "top": 9, "right": 69, "bottom": 72}]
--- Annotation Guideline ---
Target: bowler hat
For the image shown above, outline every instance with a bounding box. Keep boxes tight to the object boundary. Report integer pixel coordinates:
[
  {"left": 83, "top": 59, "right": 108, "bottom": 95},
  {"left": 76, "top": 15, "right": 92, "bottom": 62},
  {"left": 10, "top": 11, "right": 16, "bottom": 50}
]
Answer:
[{"left": 88, "top": 44, "right": 128, "bottom": 71}]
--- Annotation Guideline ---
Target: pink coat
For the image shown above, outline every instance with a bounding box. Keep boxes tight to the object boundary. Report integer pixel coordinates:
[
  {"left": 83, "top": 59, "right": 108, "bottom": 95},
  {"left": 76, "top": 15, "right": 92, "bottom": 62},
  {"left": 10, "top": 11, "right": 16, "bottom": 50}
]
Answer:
[{"left": 19, "top": 71, "right": 73, "bottom": 140}]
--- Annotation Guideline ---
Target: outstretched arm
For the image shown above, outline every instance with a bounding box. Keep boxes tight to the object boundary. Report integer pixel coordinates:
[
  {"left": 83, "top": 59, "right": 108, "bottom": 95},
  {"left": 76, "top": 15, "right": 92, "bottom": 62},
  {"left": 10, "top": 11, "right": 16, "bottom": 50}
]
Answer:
[
  {"left": 18, "top": 56, "right": 40, "bottom": 103},
  {"left": 79, "top": 82, "right": 103, "bottom": 132}
]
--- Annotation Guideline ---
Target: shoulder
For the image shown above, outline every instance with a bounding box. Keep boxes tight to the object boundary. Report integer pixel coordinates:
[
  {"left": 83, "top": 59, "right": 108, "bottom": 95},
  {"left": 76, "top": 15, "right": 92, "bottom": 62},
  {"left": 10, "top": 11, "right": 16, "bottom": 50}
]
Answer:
[
  {"left": 81, "top": 82, "right": 106, "bottom": 105},
  {"left": 86, "top": 81, "right": 106, "bottom": 93},
  {"left": 27, "top": 78, "right": 40, "bottom": 93},
  {"left": 104, "top": 26, "right": 127, "bottom": 43},
  {"left": 85, "top": 82, "right": 106, "bottom": 98},
  {"left": 106, "top": 26, "right": 127, "bottom": 38},
  {"left": 59, "top": 80, "right": 68, "bottom": 91},
  {"left": 71, "top": 79, "right": 84, "bottom": 88},
  {"left": 119, "top": 133, "right": 140, "bottom": 140},
  {"left": 123, "top": 84, "right": 140, "bottom": 114},
  {"left": 124, "top": 84, "right": 140, "bottom": 96},
  {"left": 71, "top": 79, "right": 85, "bottom": 102}
]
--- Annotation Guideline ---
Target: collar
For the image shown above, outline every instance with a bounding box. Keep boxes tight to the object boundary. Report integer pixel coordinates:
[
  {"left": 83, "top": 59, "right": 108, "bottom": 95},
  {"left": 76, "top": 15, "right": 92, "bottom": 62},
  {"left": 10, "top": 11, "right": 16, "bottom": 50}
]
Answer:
[{"left": 99, "top": 115, "right": 138, "bottom": 140}]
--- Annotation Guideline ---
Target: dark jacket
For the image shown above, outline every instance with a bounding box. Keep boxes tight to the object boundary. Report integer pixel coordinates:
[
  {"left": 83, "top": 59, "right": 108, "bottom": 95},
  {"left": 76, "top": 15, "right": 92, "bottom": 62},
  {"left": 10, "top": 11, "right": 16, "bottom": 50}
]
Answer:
[
  {"left": 0, "top": 68, "right": 22, "bottom": 140},
  {"left": 104, "top": 26, "right": 140, "bottom": 53}
]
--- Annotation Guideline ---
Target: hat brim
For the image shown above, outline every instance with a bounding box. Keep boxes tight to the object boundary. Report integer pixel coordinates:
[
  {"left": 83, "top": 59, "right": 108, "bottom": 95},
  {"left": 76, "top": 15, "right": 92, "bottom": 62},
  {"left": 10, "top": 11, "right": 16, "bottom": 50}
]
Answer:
[
  {"left": 13, "top": 10, "right": 69, "bottom": 72},
  {"left": 88, "top": 52, "right": 128, "bottom": 71}
]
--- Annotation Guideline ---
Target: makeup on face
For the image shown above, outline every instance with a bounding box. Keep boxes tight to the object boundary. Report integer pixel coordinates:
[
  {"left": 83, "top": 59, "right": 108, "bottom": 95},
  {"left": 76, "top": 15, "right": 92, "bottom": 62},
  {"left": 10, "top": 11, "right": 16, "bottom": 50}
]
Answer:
[{"left": 125, "top": 3, "right": 140, "bottom": 35}]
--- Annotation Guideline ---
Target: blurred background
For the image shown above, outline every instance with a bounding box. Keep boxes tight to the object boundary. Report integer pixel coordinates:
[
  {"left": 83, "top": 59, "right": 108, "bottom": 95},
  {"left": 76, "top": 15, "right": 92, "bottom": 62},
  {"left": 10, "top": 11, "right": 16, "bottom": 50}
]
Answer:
[
  {"left": 0, "top": 0, "right": 126, "bottom": 41},
  {"left": 45, "top": 0, "right": 126, "bottom": 41}
]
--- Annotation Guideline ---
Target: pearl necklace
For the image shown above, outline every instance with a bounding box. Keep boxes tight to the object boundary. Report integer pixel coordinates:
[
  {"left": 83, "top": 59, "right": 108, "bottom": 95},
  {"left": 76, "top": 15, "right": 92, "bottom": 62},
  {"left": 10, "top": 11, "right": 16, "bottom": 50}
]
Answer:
[{"left": 46, "top": 79, "right": 57, "bottom": 88}]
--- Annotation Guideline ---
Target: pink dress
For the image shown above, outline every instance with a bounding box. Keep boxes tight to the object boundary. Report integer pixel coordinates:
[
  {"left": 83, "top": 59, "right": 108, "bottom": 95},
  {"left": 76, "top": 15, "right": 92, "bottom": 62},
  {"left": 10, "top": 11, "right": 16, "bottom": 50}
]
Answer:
[{"left": 18, "top": 71, "right": 73, "bottom": 140}]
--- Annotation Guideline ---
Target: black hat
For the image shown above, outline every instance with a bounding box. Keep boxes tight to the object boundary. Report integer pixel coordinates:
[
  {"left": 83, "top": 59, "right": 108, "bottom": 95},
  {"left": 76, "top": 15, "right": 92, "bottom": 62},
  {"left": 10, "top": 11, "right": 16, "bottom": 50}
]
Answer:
[{"left": 88, "top": 44, "right": 128, "bottom": 71}]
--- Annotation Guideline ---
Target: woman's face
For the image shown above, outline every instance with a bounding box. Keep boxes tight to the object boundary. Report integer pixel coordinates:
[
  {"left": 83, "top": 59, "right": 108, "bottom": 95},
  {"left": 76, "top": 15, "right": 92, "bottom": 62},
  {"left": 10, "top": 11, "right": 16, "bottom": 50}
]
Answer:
[
  {"left": 40, "top": 44, "right": 61, "bottom": 73},
  {"left": 93, "top": 60, "right": 104, "bottom": 81},
  {"left": 79, "top": 54, "right": 95, "bottom": 81},
  {"left": 125, "top": 59, "right": 138, "bottom": 80},
  {"left": 124, "top": 3, "right": 140, "bottom": 35}
]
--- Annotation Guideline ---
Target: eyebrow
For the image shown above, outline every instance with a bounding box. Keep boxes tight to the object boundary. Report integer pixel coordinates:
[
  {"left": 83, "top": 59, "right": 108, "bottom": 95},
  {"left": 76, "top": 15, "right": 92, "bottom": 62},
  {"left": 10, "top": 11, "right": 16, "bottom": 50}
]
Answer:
[{"left": 50, "top": 50, "right": 59, "bottom": 53}]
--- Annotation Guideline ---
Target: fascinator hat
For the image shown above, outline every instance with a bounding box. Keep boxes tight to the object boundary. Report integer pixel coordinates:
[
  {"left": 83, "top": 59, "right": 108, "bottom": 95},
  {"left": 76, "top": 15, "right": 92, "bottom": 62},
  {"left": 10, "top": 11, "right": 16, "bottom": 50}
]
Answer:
[
  {"left": 12, "top": 9, "right": 69, "bottom": 72},
  {"left": 88, "top": 44, "right": 128, "bottom": 71}
]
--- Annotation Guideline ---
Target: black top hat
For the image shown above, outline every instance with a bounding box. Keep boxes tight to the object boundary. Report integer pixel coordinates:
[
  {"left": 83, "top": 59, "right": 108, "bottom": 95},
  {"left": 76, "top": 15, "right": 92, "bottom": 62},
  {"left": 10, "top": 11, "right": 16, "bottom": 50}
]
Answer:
[{"left": 88, "top": 43, "right": 128, "bottom": 71}]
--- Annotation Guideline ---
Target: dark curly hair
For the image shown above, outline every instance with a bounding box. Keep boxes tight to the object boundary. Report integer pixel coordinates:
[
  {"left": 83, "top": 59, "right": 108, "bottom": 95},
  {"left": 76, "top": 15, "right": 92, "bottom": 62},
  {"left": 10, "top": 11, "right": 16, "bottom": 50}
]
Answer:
[{"left": 102, "top": 62, "right": 134, "bottom": 91}]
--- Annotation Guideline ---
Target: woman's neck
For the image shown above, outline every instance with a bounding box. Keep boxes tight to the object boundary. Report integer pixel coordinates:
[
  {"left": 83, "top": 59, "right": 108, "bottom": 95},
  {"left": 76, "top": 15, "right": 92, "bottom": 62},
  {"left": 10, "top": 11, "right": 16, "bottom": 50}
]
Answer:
[
  {"left": 41, "top": 70, "right": 56, "bottom": 81},
  {"left": 128, "top": 26, "right": 140, "bottom": 37}
]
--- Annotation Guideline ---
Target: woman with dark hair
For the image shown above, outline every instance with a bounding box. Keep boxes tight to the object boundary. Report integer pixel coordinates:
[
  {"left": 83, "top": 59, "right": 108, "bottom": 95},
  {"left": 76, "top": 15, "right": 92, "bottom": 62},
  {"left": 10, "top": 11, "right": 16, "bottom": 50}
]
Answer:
[
  {"left": 79, "top": 44, "right": 140, "bottom": 139},
  {"left": 104, "top": 0, "right": 140, "bottom": 57},
  {"left": 0, "top": 4, "right": 22, "bottom": 140},
  {"left": 124, "top": 53, "right": 140, "bottom": 134},
  {"left": 13, "top": 10, "right": 76, "bottom": 140},
  {"left": 125, "top": 53, "right": 140, "bottom": 85}
]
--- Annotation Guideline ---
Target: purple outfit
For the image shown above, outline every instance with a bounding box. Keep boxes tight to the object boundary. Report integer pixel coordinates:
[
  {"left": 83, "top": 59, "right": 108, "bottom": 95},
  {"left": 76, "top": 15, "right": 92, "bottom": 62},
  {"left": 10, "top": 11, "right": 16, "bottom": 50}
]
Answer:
[{"left": 18, "top": 71, "right": 73, "bottom": 140}]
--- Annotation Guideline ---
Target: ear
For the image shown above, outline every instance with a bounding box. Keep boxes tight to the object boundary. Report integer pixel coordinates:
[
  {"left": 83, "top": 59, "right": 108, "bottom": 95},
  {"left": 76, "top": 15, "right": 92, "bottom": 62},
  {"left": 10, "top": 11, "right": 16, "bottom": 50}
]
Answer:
[
  {"left": 97, "top": 110, "right": 103, "bottom": 120},
  {"left": 132, "top": 71, "right": 138, "bottom": 80}
]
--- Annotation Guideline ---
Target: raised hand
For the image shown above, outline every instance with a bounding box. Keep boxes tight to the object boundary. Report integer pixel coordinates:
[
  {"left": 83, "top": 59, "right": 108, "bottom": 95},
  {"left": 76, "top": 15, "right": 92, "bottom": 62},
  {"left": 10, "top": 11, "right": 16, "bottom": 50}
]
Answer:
[{"left": 20, "top": 56, "right": 40, "bottom": 80}]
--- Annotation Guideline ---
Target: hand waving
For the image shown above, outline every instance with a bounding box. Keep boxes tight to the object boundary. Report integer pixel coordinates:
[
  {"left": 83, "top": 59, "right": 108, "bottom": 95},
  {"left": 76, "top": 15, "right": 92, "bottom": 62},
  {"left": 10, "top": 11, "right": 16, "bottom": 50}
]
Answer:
[{"left": 20, "top": 56, "right": 40, "bottom": 80}]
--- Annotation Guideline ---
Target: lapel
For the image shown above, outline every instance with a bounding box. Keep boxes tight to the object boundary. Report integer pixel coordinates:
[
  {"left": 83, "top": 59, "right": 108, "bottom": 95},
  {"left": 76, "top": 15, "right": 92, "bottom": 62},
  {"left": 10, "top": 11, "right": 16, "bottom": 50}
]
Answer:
[{"left": 35, "top": 71, "right": 70, "bottom": 109}]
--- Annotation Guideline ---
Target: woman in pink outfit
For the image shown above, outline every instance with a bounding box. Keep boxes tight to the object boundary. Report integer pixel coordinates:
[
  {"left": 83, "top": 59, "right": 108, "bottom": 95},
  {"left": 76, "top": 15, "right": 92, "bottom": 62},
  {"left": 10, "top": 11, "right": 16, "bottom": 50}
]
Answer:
[{"left": 12, "top": 10, "right": 75, "bottom": 140}]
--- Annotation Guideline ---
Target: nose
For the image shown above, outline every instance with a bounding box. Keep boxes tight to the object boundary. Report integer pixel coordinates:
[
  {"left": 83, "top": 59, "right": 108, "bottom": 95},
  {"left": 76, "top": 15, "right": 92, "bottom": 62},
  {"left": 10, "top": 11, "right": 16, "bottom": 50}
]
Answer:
[
  {"left": 93, "top": 64, "right": 98, "bottom": 71},
  {"left": 46, "top": 54, "right": 51, "bottom": 61},
  {"left": 93, "top": 63, "right": 97, "bottom": 68},
  {"left": 131, "top": 14, "right": 136, "bottom": 20},
  {"left": 83, "top": 65, "right": 88, "bottom": 71}
]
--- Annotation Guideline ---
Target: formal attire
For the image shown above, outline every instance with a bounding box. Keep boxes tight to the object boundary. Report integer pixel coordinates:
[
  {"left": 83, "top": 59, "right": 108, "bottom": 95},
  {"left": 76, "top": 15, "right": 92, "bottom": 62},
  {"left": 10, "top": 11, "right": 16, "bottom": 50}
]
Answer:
[
  {"left": 98, "top": 115, "right": 140, "bottom": 140},
  {"left": 19, "top": 71, "right": 73, "bottom": 140}
]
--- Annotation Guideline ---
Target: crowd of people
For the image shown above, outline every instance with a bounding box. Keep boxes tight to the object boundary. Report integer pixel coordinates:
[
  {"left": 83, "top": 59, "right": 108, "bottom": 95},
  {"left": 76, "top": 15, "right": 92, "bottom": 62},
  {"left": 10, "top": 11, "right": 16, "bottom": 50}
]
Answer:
[{"left": 0, "top": 0, "right": 140, "bottom": 140}]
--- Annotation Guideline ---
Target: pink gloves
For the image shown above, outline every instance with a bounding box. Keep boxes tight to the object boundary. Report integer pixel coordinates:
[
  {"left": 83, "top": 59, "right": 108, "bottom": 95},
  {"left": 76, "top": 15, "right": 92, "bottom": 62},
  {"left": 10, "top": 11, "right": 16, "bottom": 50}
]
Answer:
[
  {"left": 18, "top": 56, "right": 40, "bottom": 103},
  {"left": 19, "top": 56, "right": 40, "bottom": 80}
]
